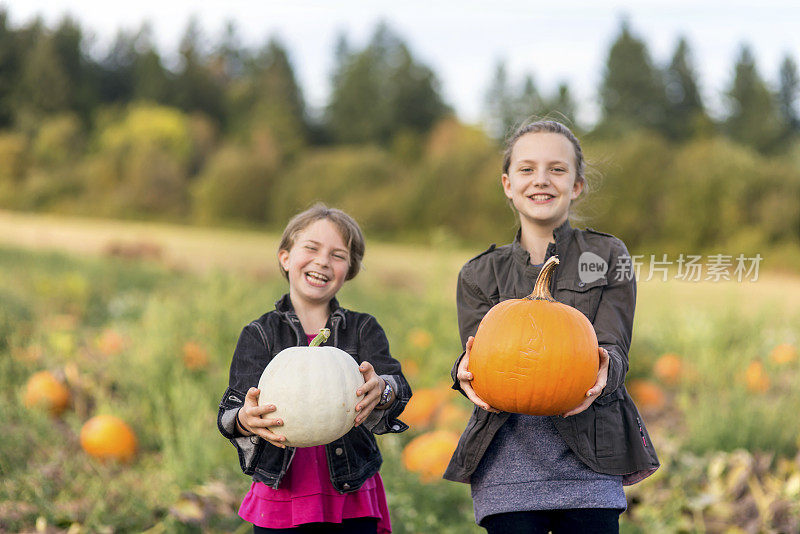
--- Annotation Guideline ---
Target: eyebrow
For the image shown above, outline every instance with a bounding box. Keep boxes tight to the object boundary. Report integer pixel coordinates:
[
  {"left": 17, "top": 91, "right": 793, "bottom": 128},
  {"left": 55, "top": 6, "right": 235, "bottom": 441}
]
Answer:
[
  {"left": 517, "top": 159, "right": 570, "bottom": 166},
  {"left": 303, "top": 239, "right": 349, "bottom": 254}
]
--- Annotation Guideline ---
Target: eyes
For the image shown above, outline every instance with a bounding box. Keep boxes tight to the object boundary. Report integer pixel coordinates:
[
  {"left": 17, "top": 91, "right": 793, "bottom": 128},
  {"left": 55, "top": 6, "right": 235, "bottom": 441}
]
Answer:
[
  {"left": 302, "top": 245, "right": 349, "bottom": 262},
  {"left": 519, "top": 165, "right": 568, "bottom": 174}
]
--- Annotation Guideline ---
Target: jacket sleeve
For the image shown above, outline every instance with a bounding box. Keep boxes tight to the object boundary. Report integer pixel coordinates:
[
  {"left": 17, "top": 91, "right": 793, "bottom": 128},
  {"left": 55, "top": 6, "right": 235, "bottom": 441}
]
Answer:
[
  {"left": 594, "top": 238, "right": 636, "bottom": 400},
  {"left": 217, "top": 323, "right": 269, "bottom": 475},
  {"left": 358, "top": 315, "right": 412, "bottom": 434},
  {"left": 450, "top": 263, "right": 494, "bottom": 395}
]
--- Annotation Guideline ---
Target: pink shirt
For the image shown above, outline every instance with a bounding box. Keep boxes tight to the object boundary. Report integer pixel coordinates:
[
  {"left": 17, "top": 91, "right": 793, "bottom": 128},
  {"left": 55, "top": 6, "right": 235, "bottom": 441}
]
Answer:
[{"left": 239, "top": 335, "right": 391, "bottom": 532}]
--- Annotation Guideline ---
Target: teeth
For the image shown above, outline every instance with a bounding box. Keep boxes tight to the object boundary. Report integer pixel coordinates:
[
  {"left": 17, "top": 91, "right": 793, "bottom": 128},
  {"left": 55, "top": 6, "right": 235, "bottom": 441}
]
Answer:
[
  {"left": 306, "top": 272, "right": 329, "bottom": 282},
  {"left": 531, "top": 195, "right": 553, "bottom": 201}
]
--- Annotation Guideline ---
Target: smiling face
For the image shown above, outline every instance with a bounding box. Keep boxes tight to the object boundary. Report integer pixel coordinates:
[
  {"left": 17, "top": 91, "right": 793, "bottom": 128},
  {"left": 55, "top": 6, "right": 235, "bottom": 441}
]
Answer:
[
  {"left": 501, "top": 132, "right": 584, "bottom": 232},
  {"left": 278, "top": 218, "right": 351, "bottom": 308}
]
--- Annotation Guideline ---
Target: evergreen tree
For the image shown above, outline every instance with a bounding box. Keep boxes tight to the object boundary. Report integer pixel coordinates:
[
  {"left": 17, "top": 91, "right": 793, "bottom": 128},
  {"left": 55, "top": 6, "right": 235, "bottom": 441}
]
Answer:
[
  {"left": 778, "top": 54, "right": 800, "bottom": 135},
  {"left": 174, "top": 17, "right": 225, "bottom": 124},
  {"left": 51, "top": 16, "right": 96, "bottom": 119},
  {"left": 543, "top": 82, "right": 577, "bottom": 126},
  {"left": 98, "top": 29, "right": 138, "bottom": 104},
  {"left": 325, "top": 23, "right": 447, "bottom": 145},
  {"left": 0, "top": 9, "right": 21, "bottom": 127},
  {"left": 599, "top": 19, "right": 666, "bottom": 132},
  {"left": 663, "top": 37, "right": 707, "bottom": 140},
  {"left": 483, "top": 60, "right": 518, "bottom": 139},
  {"left": 724, "top": 44, "right": 781, "bottom": 153},
  {"left": 132, "top": 24, "right": 173, "bottom": 104},
  {"left": 15, "top": 26, "right": 69, "bottom": 119},
  {"left": 232, "top": 38, "right": 308, "bottom": 154}
]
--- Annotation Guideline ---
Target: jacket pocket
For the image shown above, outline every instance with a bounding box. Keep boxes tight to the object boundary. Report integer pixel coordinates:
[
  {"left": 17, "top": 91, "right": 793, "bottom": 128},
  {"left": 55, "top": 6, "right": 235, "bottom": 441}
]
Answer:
[
  {"left": 593, "top": 390, "right": 623, "bottom": 458},
  {"left": 555, "top": 277, "right": 608, "bottom": 322}
]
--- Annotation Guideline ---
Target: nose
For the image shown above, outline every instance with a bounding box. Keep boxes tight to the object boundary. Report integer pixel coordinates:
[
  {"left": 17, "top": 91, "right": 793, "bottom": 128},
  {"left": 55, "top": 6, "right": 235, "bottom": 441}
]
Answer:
[
  {"left": 531, "top": 169, "right": 550, "bottom": 187},
  {"left": 313, "top": 252, "right": 330, "bottom": 268}
]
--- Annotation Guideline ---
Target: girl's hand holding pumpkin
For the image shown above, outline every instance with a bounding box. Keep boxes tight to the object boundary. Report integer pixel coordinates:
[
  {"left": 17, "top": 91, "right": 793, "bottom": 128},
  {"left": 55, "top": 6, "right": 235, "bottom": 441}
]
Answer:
[
  {"left": 562, "top": 347, "right": 610, "bottom": 417},
  {"left": 237, "top": 387, "right": 288, "bottom": 448},
  {"left": 354, "top": 361, "right": 385, "bottom": 426},
  {"left": 457, "top": 337, "right": 500, "bottom": 413}
]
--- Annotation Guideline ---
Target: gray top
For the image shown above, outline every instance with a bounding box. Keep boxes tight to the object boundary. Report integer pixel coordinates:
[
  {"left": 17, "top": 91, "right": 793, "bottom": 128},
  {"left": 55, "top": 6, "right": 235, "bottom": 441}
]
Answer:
[{"left": 470, "top": 413, "right": 628, "bottom": 525}]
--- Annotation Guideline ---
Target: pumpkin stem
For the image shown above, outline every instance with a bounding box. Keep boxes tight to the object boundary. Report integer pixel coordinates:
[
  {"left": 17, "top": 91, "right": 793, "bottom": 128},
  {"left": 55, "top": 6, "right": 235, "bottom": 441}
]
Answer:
[
  {"left": 526, "top": 256, "right": 559, "bottom": 301},
  {"left": 309, "top": 328, "right": 331, "bottom": 347}
]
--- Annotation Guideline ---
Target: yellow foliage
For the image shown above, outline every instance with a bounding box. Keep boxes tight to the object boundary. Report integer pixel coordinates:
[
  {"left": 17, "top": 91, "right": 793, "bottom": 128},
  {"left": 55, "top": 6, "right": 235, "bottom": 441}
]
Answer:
[{"left": 99, "top": 104, "right": 192, "bottom": 164}]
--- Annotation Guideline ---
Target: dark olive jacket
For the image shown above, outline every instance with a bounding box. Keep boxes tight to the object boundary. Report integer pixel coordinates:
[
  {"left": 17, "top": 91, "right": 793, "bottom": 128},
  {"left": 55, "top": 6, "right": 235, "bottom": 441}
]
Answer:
[{"left": 443, "top": 220, "right": 659, "bottom": 486}]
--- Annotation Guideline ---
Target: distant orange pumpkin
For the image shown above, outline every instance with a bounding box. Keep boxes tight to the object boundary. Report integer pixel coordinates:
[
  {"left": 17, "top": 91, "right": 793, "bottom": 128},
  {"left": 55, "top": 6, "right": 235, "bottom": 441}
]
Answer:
[
  {"left": 628, "top": 380, "right": 666, "bottom": 411},
  {"left": 769, "top": 343, "right": 797, "bottom": 365},
  {"left": 182, "top": 341, "right": 209, "bottom": 370},
  {"left": 408, "top": 328, "right": 433, "bottom": 349},
  {"left": 23, "top": 371, "right": 70, "bottom": 416},
  {"left": 80, "top": 415, "right": 138, "bottom": 463},
  {"left": 97, "top": 329, "right": 124, "bottom": 356},
  {"left": 743, "top": 361, "right": 770, "bottom": 393},
  {"left": 401, "top": 388, "right": 448, "bottom": 429},
  {"left": 401, "top": 430, "right": 459, "bottom": 482},
  {"left": 435, "top": 403, "right": 471, "bottom": 431},
  {"left": 653, "top": 353, "right": 683, "bottom": 385}
]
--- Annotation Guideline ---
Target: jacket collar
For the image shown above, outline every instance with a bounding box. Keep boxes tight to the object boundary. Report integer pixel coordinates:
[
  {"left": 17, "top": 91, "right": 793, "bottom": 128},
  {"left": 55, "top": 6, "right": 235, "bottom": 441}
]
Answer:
[
  {"left": 274, "top": 293, "right": 347, "bottom": 329},
  {"left": 511, "top": 218, "right": 574, "bottom": 268}
]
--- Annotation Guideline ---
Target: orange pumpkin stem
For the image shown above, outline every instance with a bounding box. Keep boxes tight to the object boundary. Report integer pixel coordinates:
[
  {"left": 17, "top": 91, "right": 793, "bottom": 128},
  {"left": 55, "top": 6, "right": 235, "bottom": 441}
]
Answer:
[{"left": 526, "top": 256, "right": 559, "bottom": 302}]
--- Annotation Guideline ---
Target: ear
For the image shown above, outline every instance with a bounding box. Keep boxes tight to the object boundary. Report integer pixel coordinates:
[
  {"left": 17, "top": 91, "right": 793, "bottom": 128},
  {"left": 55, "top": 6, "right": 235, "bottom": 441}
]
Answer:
[
  {"left": 501, "top": 174, "right": 513, "bottom": 200},
  {"left": 278, "top": 249, "right": 290, "bottom": 273},
  {"left": 571, "top": 177, "right": 584, "bottom": 200}
]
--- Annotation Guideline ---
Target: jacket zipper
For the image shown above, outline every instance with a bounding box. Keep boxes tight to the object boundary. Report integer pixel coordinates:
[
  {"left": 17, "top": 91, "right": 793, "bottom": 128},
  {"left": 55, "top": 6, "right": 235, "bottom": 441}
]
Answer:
[{"left": 637, "top": 417, "right": 647, "bottom": 447}]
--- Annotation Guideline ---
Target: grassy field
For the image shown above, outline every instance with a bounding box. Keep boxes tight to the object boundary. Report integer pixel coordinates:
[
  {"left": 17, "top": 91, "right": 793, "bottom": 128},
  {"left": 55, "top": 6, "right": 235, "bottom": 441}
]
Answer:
[{"left": 2, "top": 210, "right": 799, "bottom": 533}]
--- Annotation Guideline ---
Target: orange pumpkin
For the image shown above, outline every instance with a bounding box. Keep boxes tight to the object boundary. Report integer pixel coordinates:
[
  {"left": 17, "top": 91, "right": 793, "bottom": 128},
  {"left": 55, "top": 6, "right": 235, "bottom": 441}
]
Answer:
[
  {"left": 400, "top": 388, "right": 449, "bottom": 429},
  {"left": 435, "top": 402, "right": 471, "bottom": 431},
  {"left": 743, "top": 361, "right": 770, "bottom": 393},
  {"left": 401, "top": 430, "right": 460, "bottom": 482},
  {"left": 628, "top": 380, "right": 666, "bottom": 411},
  {"left": 653, "top": 353, "right": 683, "bottom": 385},
  {"left": 80, "top": 415, "right": 138, "bottom": 463},
  {"left": 182, "top": 341, "right": 209, "bottom": 370},
  {"left": 769, "top": 343, "right": 797, "bottom": 365},
  {"left": 23, "top": 370, "right": 70, "bottom": 416},
  {"left": 469, "top": 257, "right": 599, "bottom": 415}
]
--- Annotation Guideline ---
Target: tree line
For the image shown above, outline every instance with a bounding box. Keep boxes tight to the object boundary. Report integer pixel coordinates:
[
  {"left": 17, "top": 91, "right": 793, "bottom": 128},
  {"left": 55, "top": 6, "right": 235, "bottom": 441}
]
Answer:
[{"left": 0, "top": 10, "right": 798, "bottom": 265}]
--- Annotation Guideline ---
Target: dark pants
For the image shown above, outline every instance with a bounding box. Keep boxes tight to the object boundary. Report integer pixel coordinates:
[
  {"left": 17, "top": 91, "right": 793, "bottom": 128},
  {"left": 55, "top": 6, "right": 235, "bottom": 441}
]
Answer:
[
  {"left": 253, "top": 517, "right": 378, "bottom": 534},
  {"left": 482, "top": 508, "right": 621, "bottom": 534}
]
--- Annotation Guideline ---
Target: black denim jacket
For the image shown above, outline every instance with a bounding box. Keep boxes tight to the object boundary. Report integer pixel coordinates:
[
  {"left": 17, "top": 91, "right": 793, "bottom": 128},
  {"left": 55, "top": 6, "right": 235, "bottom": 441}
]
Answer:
[
  {"left": 218, "top": 294, "right": 411, "bottom": 493},
  {"left": 444, "top": 220, "right": 660, "bottom": 485}
]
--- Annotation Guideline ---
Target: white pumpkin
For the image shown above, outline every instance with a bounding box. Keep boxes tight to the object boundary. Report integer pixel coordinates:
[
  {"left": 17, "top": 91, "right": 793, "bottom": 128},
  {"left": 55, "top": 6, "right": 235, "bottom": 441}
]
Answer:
[{"left": 258, "top": 329, "right": 365, "bottom": 447}]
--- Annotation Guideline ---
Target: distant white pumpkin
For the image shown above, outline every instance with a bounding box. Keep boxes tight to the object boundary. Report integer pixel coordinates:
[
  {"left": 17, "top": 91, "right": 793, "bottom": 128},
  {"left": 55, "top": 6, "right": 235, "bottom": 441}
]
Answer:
[{"left": 258, "top": 329, "right": 365, "bottom": 447}]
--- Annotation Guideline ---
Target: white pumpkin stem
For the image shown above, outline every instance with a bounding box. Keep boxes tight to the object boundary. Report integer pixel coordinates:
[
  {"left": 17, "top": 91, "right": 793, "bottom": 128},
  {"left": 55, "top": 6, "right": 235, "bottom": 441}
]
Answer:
[
  {"left": 309, "top": 328, "right": 331, "bottom": 347},
  {"left": 526, "top": 256, "right": 559, "bottom": 302}
]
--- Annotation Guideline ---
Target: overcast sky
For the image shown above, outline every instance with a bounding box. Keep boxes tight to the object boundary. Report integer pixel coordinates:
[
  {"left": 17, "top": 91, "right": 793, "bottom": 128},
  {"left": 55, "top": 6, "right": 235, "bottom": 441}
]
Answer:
[{"left": 4, "top": 1, "right": 799, "bottom": 126}]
